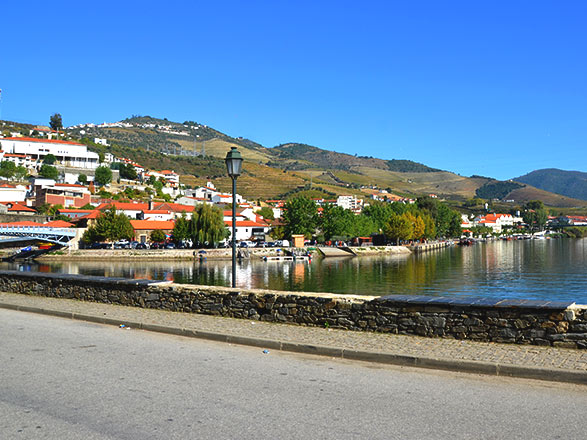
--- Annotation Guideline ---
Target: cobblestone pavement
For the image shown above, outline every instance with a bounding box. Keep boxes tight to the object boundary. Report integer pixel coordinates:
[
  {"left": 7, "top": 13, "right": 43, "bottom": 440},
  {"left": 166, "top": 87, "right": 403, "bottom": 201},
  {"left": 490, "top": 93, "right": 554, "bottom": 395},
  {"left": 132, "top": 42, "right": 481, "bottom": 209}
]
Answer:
[{"left": 1, "top": 291, "right": 586, "bottom": 375}]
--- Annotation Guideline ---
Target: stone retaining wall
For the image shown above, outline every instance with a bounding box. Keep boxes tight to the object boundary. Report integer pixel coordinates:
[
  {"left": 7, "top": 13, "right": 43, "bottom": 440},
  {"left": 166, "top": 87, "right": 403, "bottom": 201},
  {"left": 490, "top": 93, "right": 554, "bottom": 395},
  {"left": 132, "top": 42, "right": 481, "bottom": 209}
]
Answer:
[{"left": 0, "top": 270, "right": 585, "bottom": 349}]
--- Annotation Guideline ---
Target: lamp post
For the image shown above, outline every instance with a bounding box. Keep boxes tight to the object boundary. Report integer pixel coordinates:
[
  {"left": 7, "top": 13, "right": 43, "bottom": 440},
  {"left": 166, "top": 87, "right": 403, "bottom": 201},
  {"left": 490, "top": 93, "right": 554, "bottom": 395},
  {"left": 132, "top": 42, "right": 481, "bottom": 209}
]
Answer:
[{"left": 225, "top": 146, "right": 243, "bottom": 288}]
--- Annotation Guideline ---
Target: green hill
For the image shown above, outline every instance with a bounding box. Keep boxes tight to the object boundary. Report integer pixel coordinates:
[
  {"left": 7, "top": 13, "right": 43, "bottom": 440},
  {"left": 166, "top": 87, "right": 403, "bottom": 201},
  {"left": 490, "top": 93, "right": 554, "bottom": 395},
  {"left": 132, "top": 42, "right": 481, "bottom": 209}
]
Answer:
[{"left": 514, "top": 169, "right": 587, "bottom": 201}]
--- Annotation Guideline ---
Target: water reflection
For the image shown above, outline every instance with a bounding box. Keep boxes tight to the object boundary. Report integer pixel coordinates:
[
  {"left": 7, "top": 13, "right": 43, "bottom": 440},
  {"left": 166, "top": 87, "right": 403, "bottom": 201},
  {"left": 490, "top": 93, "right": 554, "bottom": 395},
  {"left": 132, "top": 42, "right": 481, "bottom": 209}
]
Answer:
[{"left": 3, "top": 239, "right": 586, "bottom": 303}]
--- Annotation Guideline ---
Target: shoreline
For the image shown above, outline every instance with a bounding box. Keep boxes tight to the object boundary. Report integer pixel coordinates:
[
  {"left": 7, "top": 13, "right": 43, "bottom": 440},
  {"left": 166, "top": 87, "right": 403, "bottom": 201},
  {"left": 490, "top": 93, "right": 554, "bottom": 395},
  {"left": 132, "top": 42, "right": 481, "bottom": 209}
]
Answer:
[{"left": 32, "top": 245, "right": 414, "bottom": 261}]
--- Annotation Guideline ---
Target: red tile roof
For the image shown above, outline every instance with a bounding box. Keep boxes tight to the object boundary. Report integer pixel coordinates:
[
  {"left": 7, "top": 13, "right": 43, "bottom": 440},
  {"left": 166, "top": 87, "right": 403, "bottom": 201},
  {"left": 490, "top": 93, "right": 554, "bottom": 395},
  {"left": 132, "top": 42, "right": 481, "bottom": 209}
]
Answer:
[
  {"left": 152, "top": 203, "right": 194, "bottom": 213},
  {"left": 3, "top": 137, "right": 85, "bottom": 146},
  {"left": 224, "top": 220, "right": 268, "bottom": 227},
  {"left": 96, "top": 202, "right": 149, "bottom": 211},
  {"left": 130, "top": 220, "right": 175, "bottom": 230},
  {"left": 44, "top": 220, "right": 75, "bottom": 227}
]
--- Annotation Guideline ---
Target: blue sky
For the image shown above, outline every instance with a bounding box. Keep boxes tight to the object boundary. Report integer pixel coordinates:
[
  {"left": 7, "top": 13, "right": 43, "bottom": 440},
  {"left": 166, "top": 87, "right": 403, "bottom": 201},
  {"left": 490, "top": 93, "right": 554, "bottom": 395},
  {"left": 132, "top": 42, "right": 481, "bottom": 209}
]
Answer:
[{"left": 1, "top": 1, "right": 586, "bottom": 179}]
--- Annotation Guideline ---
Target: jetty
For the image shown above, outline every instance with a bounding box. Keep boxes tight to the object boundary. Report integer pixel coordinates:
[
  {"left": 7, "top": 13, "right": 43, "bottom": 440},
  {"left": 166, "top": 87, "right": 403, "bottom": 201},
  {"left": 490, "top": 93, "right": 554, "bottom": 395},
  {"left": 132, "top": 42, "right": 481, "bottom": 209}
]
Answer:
[{"left": 317, "top": 247, "right": 356, "bottom": 257}]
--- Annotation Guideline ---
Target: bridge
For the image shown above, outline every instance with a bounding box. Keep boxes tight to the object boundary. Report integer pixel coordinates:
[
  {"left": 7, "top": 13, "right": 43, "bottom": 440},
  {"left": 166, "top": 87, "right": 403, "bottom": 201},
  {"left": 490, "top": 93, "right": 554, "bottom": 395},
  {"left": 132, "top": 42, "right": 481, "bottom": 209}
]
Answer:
[{"left": 0, "top": 224, "right": 79, "bottom": 261}]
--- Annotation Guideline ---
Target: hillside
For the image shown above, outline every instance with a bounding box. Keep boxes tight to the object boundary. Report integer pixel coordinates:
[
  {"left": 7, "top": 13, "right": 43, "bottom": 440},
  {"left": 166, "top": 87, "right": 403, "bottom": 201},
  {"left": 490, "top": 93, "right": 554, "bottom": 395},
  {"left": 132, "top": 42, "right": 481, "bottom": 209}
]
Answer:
[
  {"left": 514, "top": 169, "right": 587, "bottom": 201},
  {"left": 46, "top": 115, "right": 582, "bottom": 207}
]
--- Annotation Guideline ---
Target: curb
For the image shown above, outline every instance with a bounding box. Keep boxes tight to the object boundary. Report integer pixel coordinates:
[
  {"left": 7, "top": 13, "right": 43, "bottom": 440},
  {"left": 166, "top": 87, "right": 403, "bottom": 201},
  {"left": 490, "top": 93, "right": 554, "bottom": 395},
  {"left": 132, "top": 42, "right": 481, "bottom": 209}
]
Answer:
[{"left": 2, "top": 301, "right": 586, "bottom": 386}]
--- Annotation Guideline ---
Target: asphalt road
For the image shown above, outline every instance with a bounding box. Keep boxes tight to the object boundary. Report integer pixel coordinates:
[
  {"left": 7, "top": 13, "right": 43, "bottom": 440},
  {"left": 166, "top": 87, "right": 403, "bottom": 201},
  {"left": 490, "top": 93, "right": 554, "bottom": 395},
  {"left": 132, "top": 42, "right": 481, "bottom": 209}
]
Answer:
[{"left": 1, "top": 309, "right": 586, "bottom": 440}]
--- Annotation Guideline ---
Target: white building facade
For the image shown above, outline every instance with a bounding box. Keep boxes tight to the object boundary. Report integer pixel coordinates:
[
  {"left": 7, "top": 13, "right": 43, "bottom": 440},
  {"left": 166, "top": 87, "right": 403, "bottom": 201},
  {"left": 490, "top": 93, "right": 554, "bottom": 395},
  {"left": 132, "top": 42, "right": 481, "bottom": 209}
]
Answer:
[{"left": 0, "top": 137, "right": 99, "bottom": 169}]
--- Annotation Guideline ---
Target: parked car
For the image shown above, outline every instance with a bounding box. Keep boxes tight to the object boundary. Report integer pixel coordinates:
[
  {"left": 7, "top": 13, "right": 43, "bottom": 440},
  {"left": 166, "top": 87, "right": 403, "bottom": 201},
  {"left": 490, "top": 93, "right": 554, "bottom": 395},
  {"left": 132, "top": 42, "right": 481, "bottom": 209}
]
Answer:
[{"left": 136, "top": 243, "right": 148, "bottom": 249}]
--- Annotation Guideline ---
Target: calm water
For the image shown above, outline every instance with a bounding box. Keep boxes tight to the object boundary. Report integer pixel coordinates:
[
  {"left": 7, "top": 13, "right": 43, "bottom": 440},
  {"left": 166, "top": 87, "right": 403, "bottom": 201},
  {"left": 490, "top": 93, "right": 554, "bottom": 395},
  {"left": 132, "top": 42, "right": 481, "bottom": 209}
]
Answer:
[{"left": 4, "top": 239, "right": 586, "bottom": 303}]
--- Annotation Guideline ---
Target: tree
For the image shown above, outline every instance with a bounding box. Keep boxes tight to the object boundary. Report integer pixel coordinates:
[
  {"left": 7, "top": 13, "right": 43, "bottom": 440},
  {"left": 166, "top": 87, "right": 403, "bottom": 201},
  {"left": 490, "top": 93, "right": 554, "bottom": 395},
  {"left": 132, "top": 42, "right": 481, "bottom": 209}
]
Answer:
[
  {"left": 150, "top": 229, "right": 166, "bottom": 242},
  {"left": 0, "top": 161, "right": 16, "bottom": 178},
  {"left": 523, "top": 200, "right": 548, "bottom": 232},
  {"left": 39, "top": 164, "right": 59, "bottom": 180},
  {"left": 283, "top": 196, "right": 318, "bottom": 239},
  {"left": 384, "top": 213, "right": 413, "bottom": 245},
  {"left": 172, "top": 213, "right": 190, "bottom": 243},
  {"left": 49, "top": 113, "right": 63, "bottom": 131},
  {"left": 82, "top": 208, "right": 133, "bottom": 243},
  {"left": 320, "top": 204, "right": 355, "bottom": 240},
  {"left": 43, "top": 154, "right": 57, "bottom": 165},
  {"left": 14, "top": 166, "right": 28, "bottom": 181},
  {"left": 362, "top": 201, "right": 395, "bottom": 231},
  {"left": 188, "top": 204, "right": 228, "bottom": 247},
  {"left": 78, "top": 174, "right": 88, "bottom": 184},
  {"left": 98, "top": 152, "right": 105, "bottom": 163},
  {"left": 258, "top": 206, "right": 275, "bottom": 221},
  {"left": 120, "top": 163, "right": 137, "bottom": 180},
  {"left": 95, "top": 166, "right": 113, "bottom": 186}
]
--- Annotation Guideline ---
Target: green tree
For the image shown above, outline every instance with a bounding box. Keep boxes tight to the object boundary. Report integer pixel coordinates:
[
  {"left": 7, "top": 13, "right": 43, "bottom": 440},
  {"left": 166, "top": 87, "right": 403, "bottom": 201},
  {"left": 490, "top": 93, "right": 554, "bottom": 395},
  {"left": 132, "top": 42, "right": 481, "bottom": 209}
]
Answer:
[
  {"left": 120, "top": 163, "right": 137, "bottom": 180},
  {"left": 0, "top": 161, "right": 16, "bottom": 178},
  {"left": 78, "top": 174, "right": 88, "bottom": 184},
  {"left": 43, "top": 154, "right": 57, "bottom": 165},
  {"left": 188, "top": 204, "right": 229, "bottom": 247},
  {"left": 362, "top": 201, "right": 395, "bottom": 231},
  {"left": 283, "top": 196, "right": 318, "bottom": 239},
  {"left": 172, "top": 213, "right": 190, "bottom": 243},
  {"left": 39, "top": 164, "right": 59, "bottom": 180},
  {"left": 320, "top": 204, "right": 355, "bottom": 240},
  {"left": 523, "top": 200, "right": 548, "bottom": 232},
  {"left": 14, "top": 166, "right": 28, "bottom": 181},
  {"left": 384, "top": 213, "right": 413, "bottom": 245},
  {"left": 422, "top": 213, "right": 436, "bottom": 239},
  {"left": 434, "top": 203, "right": 462, "bottom": 238},
  {"left": 82, "top": 208, "right": 133, "bottom": 243},
  {"left": 150, "top": 229, "right": 166, "bottom": 242},
  {"left": 258, "top": 206, "right": 275, "bottom": 221},
  {"left": 98, "top": 152, "right": 105, "bottom": 163},
  {"left": 49, "top": 113, "right": 63, "bottom": 131},
  {"left": 95, "top": 166, "right": 113, "bottom": 186}
]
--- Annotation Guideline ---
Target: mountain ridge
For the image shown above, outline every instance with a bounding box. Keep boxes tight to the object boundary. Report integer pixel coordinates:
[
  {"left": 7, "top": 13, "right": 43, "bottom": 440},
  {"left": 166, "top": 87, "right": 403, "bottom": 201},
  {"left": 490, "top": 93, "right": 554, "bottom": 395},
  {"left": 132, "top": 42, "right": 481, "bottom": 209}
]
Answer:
[{"left": 513, "top": 168, "right": 587, "bottom": 201}]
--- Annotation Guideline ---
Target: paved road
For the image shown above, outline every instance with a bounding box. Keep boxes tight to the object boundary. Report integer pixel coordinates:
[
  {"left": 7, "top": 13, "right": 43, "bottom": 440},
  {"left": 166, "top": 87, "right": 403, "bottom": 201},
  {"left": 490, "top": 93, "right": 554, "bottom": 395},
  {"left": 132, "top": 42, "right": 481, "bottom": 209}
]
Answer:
[{"left": 1, "top": 309, "right": 586, "bottom": 440}]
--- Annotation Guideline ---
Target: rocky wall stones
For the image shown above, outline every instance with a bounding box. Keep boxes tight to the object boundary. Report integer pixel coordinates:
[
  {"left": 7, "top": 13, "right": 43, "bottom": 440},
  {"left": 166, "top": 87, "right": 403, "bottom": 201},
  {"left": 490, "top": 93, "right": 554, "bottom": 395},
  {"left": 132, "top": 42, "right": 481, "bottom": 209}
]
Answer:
[{"left": 0, "top": 270, "right": 584, "bottom": 349}]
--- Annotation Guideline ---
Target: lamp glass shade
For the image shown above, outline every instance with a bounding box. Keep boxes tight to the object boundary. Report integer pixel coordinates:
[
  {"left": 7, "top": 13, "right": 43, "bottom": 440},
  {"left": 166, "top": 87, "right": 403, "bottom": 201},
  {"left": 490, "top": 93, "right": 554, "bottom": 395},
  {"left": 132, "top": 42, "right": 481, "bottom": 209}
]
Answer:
[{"left": 225, "top": 147, "right": 243, "bottom": 177}]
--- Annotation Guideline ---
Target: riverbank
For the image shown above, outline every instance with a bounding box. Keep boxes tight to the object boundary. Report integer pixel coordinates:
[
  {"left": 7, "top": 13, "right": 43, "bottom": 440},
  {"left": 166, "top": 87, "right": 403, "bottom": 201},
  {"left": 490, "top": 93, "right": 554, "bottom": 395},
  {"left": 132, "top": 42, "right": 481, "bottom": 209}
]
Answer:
[{"left": 34, "top": 245, "right": 413, "bottom": 261}]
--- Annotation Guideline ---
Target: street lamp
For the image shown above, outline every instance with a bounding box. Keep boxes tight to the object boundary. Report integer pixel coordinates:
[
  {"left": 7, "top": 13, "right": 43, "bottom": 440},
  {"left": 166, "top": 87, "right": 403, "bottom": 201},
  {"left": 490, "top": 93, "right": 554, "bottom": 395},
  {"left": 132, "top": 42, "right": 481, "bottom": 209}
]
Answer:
[{"left": 225, "top": 146, "right": 243, "bottom": 288}]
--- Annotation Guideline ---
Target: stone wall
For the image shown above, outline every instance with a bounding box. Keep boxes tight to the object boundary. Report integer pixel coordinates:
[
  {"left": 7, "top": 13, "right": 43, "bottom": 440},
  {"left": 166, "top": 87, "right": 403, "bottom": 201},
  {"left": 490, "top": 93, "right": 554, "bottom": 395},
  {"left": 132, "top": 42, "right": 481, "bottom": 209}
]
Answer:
[{"left": 0, "top": 270, "right": 585, "bottom": 349}]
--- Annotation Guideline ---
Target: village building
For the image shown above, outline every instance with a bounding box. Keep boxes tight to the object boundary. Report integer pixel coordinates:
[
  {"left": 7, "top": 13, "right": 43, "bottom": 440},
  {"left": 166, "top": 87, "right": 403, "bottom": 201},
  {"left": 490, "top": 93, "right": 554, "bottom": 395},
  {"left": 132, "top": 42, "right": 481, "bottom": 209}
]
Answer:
[
  {"left": 130, "top": 220, "right": 175, "bottom": 244},
  {"left": 0, "top": 137, "right": 99, "bottom": 169},
  {"left": 34, "top": 182, "right": 91, "bottom": 209}
]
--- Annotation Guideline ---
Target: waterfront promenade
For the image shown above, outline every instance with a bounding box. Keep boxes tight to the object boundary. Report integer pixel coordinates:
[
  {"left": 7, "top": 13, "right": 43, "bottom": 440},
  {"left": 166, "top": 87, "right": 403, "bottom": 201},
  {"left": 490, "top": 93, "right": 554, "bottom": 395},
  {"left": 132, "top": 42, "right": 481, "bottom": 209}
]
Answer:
[{"left": 1, "top": 291, "right": 585, "bottom": 385}]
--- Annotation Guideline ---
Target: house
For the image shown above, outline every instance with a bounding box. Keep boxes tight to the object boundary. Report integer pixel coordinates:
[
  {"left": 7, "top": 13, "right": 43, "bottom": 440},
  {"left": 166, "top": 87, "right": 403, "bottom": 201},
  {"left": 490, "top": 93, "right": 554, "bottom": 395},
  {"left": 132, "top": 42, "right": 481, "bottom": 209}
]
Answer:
[
  {"left": 175, "top": 195, "right": 210, "bottom": 206},
  {"left": 0, "top": 202, "right": 36, "bottom": 215},
  {"left": 186, "top": 181, "right": 220, "bottom": 201},
  {"left": 57, "top": 208, "right": 96, "bottom": 220},
  {"left": 0, "top": 184, "right": 28, "bottom": 202},
  {"left": 34, "top": 182, "right": 91, "bottom": 209},
  {"left": 151, "top": 202, "right": 195, "bottom": 219},
  {"left": 224, "top": 219, "right": 270, "bottom": 242},
  {"left": 95, "top": 201, "right": 150, "bottom": 219},
  {"left": 130, "top": 220, "right": 175, "bottom": 243},
  {"left": 473, "top": 213, "right": 523, "bottom": 233},
  {"left": 212, "top": 193, "right": 243, "bottom": 205},
  {"left": 141, "top": 210, "right": 174, "bottom": 221}
]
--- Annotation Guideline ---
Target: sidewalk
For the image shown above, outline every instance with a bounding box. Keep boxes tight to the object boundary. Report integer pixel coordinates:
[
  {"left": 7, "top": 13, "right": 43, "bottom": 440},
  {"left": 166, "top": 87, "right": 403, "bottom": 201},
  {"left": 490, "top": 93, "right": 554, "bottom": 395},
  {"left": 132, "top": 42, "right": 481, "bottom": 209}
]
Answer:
[{"left": 1, "top": 291, "right": 586, "bottom": 385}]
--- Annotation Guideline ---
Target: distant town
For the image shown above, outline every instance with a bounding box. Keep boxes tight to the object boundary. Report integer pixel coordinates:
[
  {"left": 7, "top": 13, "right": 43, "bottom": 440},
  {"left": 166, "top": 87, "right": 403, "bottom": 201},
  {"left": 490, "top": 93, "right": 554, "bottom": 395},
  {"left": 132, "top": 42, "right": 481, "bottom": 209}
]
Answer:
[{"left": 0, "top": 120, "right": 585, "bottom": 250}]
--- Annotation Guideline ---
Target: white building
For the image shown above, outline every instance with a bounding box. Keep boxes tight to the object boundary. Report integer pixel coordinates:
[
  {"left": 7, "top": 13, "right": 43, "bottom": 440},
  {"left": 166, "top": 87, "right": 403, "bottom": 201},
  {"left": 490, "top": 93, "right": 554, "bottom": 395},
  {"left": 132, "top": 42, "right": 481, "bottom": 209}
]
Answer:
[
  {"left": 336, "top": 195, "right": 363, "bottom": 213},
  {"left": 0, "top": 137, "right": 99, "bottom": 169},
  {"left": 0, "top": 184, "right": 28, "bottom": 202}
]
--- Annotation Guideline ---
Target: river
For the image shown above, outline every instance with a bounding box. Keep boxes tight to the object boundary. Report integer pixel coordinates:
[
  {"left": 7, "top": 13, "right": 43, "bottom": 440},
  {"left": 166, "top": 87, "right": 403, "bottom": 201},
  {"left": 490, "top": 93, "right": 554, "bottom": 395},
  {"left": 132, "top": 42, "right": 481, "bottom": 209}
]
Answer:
[{"left": 3, "top": 238, "right": 586, "bottom": 303}]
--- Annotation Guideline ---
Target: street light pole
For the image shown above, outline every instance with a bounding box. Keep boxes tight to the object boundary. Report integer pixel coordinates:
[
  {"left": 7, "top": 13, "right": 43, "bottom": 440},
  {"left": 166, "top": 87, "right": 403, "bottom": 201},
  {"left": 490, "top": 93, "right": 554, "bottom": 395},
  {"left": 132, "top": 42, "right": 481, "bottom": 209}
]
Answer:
[{"left": 224, "top": 147, "right": 243, "bottom": 288}]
